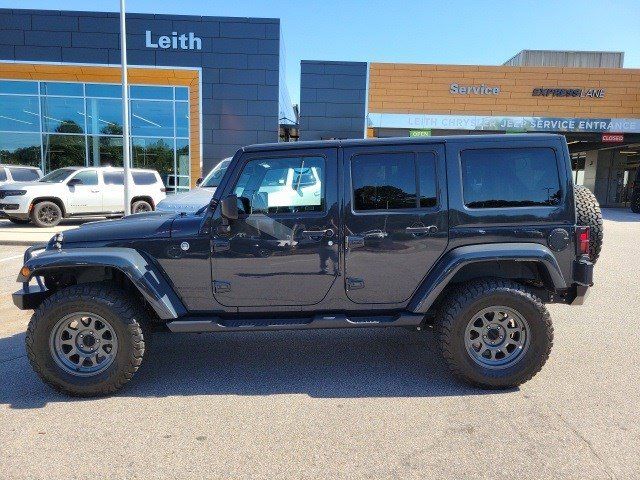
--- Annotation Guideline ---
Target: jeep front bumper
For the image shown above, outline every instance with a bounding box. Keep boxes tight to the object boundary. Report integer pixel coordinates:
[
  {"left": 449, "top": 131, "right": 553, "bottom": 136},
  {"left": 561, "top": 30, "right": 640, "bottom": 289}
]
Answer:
[{"left": 12, "top": 283, "right": 50, "bottom": 310}]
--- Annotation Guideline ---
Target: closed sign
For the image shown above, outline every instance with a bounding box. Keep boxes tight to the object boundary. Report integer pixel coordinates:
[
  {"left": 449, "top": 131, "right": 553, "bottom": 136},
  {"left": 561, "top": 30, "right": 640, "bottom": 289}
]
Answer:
[{"left": 602, "top": 134, "right": 624, "bottom": 143}]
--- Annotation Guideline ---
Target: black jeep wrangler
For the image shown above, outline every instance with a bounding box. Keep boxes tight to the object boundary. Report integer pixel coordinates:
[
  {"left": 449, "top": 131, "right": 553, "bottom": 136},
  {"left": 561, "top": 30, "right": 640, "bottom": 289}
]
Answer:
[{"left": 13, "top": 134, "right": 602, "bottom": 396}]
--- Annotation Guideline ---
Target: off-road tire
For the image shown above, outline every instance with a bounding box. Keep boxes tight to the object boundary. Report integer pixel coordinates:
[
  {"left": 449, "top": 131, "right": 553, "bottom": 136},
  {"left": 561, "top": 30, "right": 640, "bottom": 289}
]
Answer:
[
  {"left": 26, "top": 284, "right": 147, "bottom": 397},
  {"left": 574, "top": 185, "right": 603, "bottom": 263},
  {"left": 132, "top": 200, "right": 153, "bottom": 213},
  {"left": 631, "top": 189, "right": 640, "bottom": 214},
  {"left": 435, "top": 279, "right": 553, "bottom": 389},
  {"left": 8, "top": 217, "right": 30, "bottom": 225},
  {"left": 30, "top": 200, "right": 63, "bottom": 228}
]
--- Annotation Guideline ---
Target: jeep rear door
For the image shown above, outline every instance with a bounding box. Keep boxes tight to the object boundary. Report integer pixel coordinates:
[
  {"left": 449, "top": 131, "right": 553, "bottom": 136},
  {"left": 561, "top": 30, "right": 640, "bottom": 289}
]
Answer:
[{"left": 342, "top": 143, "right": 448, "bottom": 304}]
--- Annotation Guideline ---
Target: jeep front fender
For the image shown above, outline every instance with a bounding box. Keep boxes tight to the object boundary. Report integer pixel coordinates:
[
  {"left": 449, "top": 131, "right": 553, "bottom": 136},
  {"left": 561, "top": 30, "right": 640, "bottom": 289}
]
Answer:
[
  {"left": 407, "top": 242, "right": 567, "bottom": 313},
  {"left": 17, "top": 247, "right": 187, "bottom": 320}
]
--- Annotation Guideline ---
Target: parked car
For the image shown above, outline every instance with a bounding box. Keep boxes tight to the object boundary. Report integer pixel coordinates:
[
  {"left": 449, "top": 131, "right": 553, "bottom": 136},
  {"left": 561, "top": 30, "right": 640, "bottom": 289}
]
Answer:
[
  {"left": 0, "top": 166, "right": 166, "bottom": 227},
  {"left": 13, "top": 134, "right": 602, "bottom": 396},
  {"left": 156, "top": 158, "right": 231, "bottom": 213},
  {"left": 0, "top": 164, "right": 42, "bottom": 186}
]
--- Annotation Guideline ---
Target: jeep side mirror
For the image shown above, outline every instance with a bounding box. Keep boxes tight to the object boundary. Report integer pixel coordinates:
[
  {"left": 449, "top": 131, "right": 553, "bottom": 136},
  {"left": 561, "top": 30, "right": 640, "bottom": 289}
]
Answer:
[
  {"left": 67, "top": 178, "right": 82, "bottom": 186},
  {"left": 196, "top": 177, "right": 203, "bottom": 187},
  {"left": 220, "top": 194, "right": 238, "bottom": 220}
]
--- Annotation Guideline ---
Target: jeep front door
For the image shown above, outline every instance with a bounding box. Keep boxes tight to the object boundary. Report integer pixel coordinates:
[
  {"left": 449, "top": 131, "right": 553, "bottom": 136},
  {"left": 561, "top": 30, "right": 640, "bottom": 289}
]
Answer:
[
  {"left": 210, "top": 148, "right": 339, "bottom": 308},
  {"left": 343, "top": 144, "right": 448, "bottom": 305}
]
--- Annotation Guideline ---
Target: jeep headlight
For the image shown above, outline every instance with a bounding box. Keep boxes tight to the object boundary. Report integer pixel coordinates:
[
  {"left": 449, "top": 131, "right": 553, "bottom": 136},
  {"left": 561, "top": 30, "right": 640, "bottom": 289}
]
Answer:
[{"left": 1, "top": 190, "right": 26, "bottom": 196}]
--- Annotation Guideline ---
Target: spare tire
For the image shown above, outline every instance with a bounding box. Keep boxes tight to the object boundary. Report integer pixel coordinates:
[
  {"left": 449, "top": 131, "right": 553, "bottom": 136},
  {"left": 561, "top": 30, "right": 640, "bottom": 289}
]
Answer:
[{"left": 574, "top": 185, "right": 603, "bottom": 264}]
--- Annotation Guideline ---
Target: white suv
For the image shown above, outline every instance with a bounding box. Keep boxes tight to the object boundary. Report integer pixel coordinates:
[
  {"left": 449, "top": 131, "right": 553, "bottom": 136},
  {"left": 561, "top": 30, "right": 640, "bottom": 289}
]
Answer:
[
  {"left": 0, "top": 164, "right": 42, "bottom": 185},
  {"left": 0, "top": 167, "right": 166, "bottom": 227}
]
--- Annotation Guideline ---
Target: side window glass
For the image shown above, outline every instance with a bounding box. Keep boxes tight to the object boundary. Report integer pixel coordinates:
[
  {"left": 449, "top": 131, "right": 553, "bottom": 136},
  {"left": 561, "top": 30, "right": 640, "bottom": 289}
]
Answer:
[
  {"left": 417, "top": 153, "right": 437, "bottom": 208},
  {"left": 233, "top": 156, "right": 324, "bottom": 214},
  {"left": 72, "top": 170, "right": 98, "bottom": 186},
  {"left": 9, "top": 168, "right": 39, "bottom": 182},
  {"left": 461, "top": 148, "right": 561, "bottom": 208},
  {"left": 103, "top": 172, "right": 125, "bottom": 185},
  {"left": 351, "top": 152, "right": 416, "bottom": 211},
  {"left": 0, "top": 169, "right": 7, "bottom": 182}
]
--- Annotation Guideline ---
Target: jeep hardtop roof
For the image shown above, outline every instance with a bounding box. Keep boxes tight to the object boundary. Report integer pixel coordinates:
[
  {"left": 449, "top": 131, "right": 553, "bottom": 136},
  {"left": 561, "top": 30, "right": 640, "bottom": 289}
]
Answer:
[{"left": 242, "top": 133, "right": 566, "bottom": 153}]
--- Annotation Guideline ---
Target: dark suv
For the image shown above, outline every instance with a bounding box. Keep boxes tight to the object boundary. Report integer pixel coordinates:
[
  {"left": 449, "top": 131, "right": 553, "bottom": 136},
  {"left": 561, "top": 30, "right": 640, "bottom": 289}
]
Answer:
[{"left": 13, "top": 134, "right": 602, "bottom": 396}]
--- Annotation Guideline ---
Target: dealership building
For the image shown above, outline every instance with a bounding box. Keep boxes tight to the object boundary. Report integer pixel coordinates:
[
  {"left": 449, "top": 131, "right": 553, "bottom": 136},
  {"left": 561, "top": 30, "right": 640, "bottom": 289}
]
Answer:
[
  {"left": 1, "top": 8, "right": 639, "bottom": 207},
  {"left": 300, "top": 52, "right": 640, "bottom": 206},
  {"left": 0, "top": 8, "right": 295, "bottom": 190}
]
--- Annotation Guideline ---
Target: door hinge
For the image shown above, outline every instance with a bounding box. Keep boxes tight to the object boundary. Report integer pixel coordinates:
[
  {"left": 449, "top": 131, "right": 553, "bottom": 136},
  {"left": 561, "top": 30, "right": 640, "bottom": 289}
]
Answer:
[
  {"left": 346, "top": 277, "right": 365, "bottom": 290},
  {"left": 213, "top": 280, "right": 231, "bottom": 294}
]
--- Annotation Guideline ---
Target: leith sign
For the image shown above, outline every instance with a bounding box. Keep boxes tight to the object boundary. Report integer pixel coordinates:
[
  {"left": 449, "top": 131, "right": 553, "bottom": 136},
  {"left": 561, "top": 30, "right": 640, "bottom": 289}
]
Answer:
[{"left": 145, "top": 30, "right": 202, "bottom": 50}]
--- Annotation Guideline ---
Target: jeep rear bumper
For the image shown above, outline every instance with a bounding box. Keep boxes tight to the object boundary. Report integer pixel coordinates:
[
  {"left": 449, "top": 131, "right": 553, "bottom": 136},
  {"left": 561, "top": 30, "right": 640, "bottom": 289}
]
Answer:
[{"left": 568, "top": 257, "right": 593, "bottom": 305}]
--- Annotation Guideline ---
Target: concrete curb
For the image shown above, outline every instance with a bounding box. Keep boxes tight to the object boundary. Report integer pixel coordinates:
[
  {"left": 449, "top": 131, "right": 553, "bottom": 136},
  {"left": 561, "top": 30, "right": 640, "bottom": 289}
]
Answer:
[{"left": 0, "top": 240, "right": 37, "bottom": 247}]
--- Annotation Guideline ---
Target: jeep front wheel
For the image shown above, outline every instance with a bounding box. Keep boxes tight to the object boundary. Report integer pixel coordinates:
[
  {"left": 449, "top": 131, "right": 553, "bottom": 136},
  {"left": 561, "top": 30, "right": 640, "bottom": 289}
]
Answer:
[
  {"left": 31, "top": 200, "right": 62, "bottom": 228},
  {"left": 436, "top": 279, "right": 553, "bottom": 389},
  {"left": 26, "top": 284, "right": 147, "bottom": 397}
]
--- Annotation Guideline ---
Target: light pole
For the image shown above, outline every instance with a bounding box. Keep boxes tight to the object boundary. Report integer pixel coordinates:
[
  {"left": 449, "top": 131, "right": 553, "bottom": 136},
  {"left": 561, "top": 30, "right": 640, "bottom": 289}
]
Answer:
[{"left": 120, "top": 0, "right": 132, "bottom": 215}]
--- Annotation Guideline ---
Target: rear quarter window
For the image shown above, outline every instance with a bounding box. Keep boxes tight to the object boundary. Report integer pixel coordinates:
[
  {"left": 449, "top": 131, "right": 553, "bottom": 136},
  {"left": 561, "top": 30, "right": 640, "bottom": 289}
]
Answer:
[
  {"left": 461, "top": 147, "right": 562, "bottom": 209},
  {"left": 132, "top": 172, "right": 159, "bottom": 186},
  {"left": 9, "top": 167, "right": 39, "bottom": 182}
]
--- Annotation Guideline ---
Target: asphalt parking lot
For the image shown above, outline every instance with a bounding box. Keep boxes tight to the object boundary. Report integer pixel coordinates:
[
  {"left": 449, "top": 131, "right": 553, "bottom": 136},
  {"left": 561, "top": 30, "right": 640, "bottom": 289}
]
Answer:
[{"left": 0, "top": 210, "right": 639, "bottom": 479}]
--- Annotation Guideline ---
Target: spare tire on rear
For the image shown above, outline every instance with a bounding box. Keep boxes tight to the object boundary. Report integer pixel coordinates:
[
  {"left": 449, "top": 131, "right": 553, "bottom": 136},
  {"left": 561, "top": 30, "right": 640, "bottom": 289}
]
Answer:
[{"left": 574, "top": 185, "right": 603, "bottom": 264}]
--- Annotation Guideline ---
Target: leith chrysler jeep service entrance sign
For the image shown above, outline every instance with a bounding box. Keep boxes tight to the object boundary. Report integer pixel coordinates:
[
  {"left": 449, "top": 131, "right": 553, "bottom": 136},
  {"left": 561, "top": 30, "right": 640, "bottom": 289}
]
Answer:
[
  {"left": 145, "top": 31, "right": 202, "bottom": 50},
  {"left": 450, "top": 83, "right": 500, "bottom": 95},
  {"left": 367, "top": 113, "right": 640, "bottom": 133}
]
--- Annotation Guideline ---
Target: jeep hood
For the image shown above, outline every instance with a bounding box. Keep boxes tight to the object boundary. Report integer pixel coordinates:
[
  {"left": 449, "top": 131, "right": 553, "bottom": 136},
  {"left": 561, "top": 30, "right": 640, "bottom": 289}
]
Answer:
[
  {"left": 61, "top": 212, "right": 177, "bottom": 244},
  {"left": 156, "top": 187, "right": 215, "bottom": 213}
]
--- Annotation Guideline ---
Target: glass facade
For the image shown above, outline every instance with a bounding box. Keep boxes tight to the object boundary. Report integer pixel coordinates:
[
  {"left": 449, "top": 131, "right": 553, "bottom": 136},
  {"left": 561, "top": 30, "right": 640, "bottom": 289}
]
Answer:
[{"left": 0, "top": 80, "right": 190, "bottom": 190}]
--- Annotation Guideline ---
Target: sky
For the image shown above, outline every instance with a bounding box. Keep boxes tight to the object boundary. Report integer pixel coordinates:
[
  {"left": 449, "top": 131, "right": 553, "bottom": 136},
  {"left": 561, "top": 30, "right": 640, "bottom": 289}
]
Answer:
[{"left": 2, "top": 0, "right": 639, "bottom": 106}]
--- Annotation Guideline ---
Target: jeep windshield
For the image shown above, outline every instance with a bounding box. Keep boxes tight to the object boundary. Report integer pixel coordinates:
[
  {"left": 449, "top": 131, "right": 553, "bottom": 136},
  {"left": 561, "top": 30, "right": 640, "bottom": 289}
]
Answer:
[
  {"left": 39, "top": 168, "right": 76, "bottom": 183},
  {"left": 201, "top": 159, "right": 231, "bottom": 188}
]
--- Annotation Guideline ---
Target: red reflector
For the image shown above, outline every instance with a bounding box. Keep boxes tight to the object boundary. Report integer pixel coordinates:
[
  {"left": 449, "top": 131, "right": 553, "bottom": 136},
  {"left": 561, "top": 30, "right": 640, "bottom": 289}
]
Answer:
[{"left": 577, "top": 226, "right": 590, "bottom": 256}]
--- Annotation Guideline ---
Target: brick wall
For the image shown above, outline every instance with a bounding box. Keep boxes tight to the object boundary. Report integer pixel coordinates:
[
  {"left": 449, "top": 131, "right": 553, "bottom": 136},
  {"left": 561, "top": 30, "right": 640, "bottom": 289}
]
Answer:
[
  {"left": 0, "top": 8, "right": 282, "bottom": 176},
  {"left": 368, "top": 63, "right": 640, "bottom": 118},
  {"left": 299, "top": 60, "right": 367, "bottom": 140}
]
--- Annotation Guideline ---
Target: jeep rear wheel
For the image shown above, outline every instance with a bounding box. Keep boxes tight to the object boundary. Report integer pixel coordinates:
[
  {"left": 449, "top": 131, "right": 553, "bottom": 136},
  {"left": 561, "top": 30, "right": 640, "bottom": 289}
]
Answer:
[
  {"left": 31, "top": 200, "right": 62, "bottom": 228},
  {"left": 436, "top": 279, "right": 553, "bottom": 389},
  {"left": 574, "top": 185, "right": 603, "bottom": 263},
  {"left": 26, "top": 284, "right": 147, "bottom": 397}
]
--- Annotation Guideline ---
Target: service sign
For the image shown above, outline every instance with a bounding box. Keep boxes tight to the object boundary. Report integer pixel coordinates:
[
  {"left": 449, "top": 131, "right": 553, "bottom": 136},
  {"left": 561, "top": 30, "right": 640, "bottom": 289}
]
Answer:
[{"left": 367, "top": 113, "right": 640, "bottom": 133}]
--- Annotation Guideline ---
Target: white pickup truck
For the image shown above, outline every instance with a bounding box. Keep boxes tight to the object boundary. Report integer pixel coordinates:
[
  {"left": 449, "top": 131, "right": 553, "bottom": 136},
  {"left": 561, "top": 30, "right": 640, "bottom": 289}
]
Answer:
[{"left": 0, "top": 166, "right": 166, "bottom": 227}]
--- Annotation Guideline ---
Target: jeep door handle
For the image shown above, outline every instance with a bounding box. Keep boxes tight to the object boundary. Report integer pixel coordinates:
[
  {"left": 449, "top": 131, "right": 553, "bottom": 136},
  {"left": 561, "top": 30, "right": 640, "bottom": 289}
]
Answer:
[
  {"left": 405, "top": 225, "right": 438, "bottom": 234},
  {"left": 301, "top": 228, "right": 334, "bottom": 238}
]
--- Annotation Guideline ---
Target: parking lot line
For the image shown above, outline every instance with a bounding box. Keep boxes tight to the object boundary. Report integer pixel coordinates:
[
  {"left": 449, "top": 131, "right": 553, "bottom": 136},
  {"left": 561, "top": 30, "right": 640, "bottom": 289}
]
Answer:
[{"left": 0, "top": 254, "right": 23, "bottom": 263}]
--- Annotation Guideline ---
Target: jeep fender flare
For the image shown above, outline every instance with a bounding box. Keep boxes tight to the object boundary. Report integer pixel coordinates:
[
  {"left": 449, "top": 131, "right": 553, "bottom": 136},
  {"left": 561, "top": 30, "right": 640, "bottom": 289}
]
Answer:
[
  {"left": 18, "top": 247, "right": 187, "bottom": 320},
  {"left": 407, "top": 242, "right": 567, "bottom": 313}
]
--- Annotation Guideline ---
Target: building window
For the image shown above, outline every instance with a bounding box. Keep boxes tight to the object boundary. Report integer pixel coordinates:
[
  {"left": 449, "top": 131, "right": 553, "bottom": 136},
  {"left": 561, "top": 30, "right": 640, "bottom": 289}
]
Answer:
[
  {"left": 0, "top": 79, "right": 191, "bottom": 189},
  {"left": 0, "top": 132, "right": 41, "bottom": 167},
  {"left": 461, "top": 148, "right": 561, "bottom": 208}
]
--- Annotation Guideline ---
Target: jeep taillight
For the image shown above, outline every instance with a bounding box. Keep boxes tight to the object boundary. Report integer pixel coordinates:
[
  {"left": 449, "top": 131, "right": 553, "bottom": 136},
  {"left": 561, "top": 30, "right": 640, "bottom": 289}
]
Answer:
[{"left": 576, "top": 226, "right": 590, "bottom": 256}]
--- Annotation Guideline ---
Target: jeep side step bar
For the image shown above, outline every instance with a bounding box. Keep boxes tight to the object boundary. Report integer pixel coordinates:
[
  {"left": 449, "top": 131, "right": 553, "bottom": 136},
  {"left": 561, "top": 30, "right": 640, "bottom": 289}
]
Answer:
[{"left": 166, "top": 312, "right": 424, "bottom": 333}]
